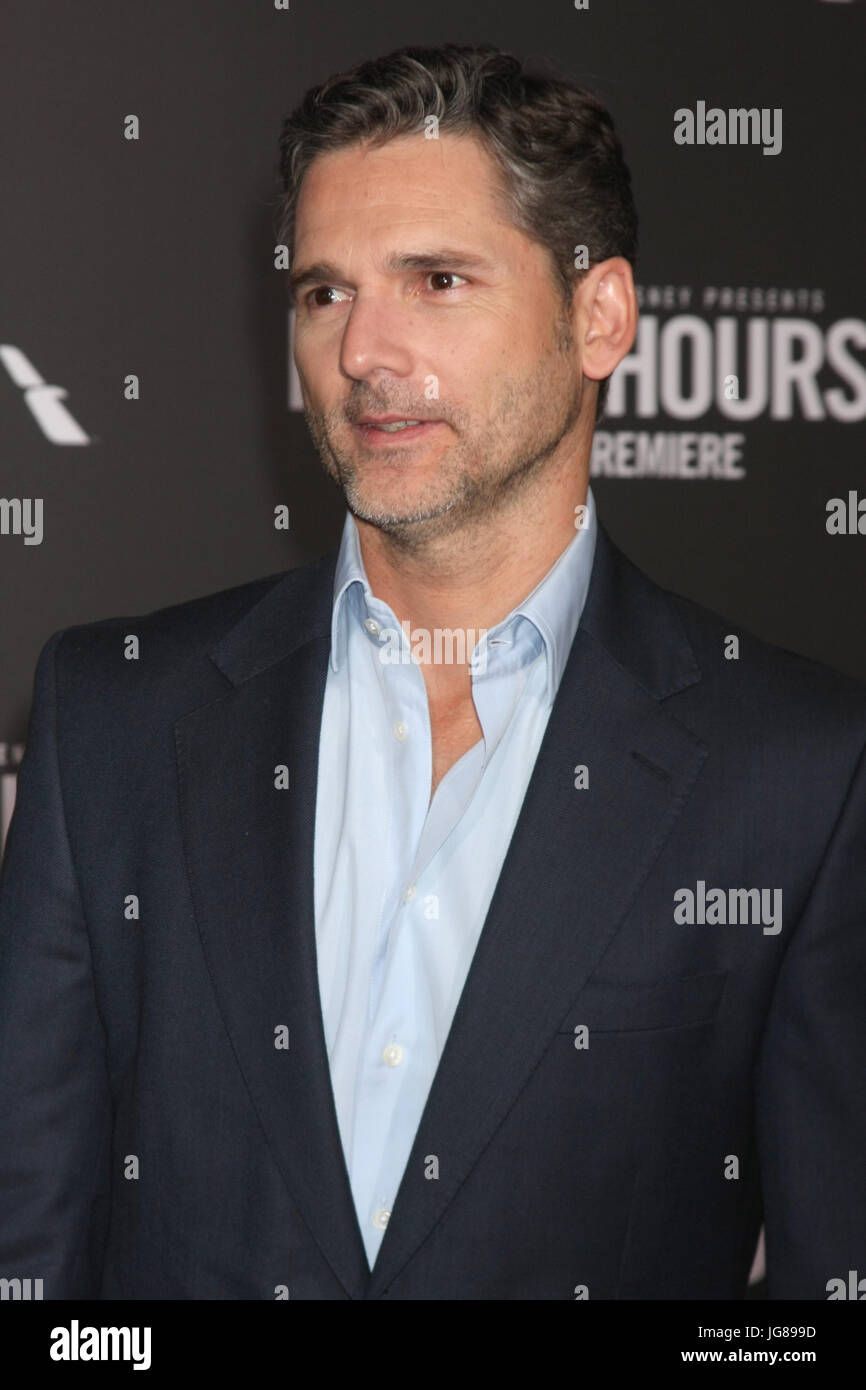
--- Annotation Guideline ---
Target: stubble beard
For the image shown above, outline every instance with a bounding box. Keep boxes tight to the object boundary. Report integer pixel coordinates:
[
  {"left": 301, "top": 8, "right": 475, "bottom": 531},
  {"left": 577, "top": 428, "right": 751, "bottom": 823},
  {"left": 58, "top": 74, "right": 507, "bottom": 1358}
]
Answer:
[{"left": 303, "top": 309, "right": 583, "bottom": 552}]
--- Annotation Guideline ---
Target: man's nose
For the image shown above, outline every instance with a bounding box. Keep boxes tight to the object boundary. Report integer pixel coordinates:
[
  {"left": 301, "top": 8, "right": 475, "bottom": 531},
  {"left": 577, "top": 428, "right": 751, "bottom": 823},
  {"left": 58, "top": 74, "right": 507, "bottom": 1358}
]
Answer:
[{"left": 339, "top": 293, "right": 418, "bottom": 383}]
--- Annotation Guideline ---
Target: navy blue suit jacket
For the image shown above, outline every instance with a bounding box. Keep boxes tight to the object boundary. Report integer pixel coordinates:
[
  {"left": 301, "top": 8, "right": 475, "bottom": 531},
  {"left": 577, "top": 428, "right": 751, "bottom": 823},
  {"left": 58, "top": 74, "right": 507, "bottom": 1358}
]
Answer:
[{"left": 1, "top": 519, "right": 865, "bottom": 1299}]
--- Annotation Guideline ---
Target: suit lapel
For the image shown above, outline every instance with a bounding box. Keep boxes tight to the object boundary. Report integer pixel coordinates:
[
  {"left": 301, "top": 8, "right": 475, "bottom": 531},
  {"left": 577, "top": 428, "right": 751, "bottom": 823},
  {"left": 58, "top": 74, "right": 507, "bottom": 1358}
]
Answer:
[
  {"left": 365, "top": 523, "right": 708, "bottom": 1296},
  {"left": 175, "top": 550, "right": 373, "bottom": 1300}
]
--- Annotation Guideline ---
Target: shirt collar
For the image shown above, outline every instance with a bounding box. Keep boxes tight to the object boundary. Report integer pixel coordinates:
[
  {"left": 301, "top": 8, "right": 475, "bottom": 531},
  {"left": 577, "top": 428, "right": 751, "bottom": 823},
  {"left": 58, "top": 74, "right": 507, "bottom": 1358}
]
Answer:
[{"left": 329, "top": 484, "right": 598, "bottom": 709}]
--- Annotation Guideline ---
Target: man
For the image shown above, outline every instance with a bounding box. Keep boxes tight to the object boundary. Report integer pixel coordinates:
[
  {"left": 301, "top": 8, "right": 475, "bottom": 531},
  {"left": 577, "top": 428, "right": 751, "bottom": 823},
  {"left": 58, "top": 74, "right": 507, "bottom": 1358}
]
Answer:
[{"left": 0, "top": 43, "right": 864, "bottom": 1301}]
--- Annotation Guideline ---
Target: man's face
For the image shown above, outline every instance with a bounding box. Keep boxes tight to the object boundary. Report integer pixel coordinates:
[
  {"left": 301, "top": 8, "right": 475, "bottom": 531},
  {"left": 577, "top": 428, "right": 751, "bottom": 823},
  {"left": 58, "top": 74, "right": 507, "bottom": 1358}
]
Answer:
[{"left": 290, "top": 131, "right": 588, "bottom": 546}]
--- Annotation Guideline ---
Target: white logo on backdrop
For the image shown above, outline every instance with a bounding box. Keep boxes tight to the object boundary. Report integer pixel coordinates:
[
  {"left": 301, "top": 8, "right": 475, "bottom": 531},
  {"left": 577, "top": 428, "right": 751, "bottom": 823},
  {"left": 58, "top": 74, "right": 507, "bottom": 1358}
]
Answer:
[
  {"left": 0, "top": 745, "right": 23, "bottom": 861},
  {"left": 0, "top": 345, "right": 90, "bottom": 444}
]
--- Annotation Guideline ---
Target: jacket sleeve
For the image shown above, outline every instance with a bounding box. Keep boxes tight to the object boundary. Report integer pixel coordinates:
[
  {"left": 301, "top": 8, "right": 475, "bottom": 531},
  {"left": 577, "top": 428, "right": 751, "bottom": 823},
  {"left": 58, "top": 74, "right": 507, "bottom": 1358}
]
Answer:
[
  {"left": 0, "top": 630, "right": 112, "bottom": 1298},
  {"left": 755, "top": 735, "right": 866, "bottom": 1299}
]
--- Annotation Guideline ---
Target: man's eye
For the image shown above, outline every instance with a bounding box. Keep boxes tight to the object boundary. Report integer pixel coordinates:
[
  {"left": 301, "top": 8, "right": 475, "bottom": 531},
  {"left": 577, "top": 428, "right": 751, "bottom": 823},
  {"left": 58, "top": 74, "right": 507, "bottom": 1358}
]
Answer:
[
  {"left": 425, "top": 271, "right": 468, "bottom": 292},
  {"left": 306, "top": 286, "right": 350, "bottom": 307}
]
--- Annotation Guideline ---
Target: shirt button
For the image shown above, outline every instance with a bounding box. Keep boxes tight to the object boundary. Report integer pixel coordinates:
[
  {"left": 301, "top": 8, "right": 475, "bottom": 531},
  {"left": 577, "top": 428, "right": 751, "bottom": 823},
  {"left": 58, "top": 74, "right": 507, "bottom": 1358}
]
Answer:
[
  {"left": 393, "top": 720, "right": 408, "bottom": 741},
  {"left": 373, "top": 1207, "right": 390, "bottom": 1230},
  {"left": 403, "top": 884, "right": 417, "bottom": 902},
  {"left": 364, "top": 618, "right": 380, "bottom": 636},
  {"left": 382, "top": 1043, "right": 404, "bottom": 1067}
]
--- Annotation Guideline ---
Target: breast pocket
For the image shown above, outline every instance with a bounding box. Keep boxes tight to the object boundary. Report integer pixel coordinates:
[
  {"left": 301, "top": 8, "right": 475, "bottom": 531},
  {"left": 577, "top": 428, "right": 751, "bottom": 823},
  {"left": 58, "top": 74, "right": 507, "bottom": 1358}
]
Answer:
[{"left": 557, "top": 969, "right": 729, "bottom": 1035}]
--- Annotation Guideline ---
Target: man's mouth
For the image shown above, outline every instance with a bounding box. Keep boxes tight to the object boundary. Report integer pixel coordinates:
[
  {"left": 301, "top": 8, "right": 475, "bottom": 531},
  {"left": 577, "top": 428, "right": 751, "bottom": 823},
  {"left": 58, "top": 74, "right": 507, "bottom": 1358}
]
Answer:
[
  {"left": 366, "top": 420, "right": 421, "bottom": 432},
  {"left": 353, "top": 416, "right": 443, "bottom": 445}
]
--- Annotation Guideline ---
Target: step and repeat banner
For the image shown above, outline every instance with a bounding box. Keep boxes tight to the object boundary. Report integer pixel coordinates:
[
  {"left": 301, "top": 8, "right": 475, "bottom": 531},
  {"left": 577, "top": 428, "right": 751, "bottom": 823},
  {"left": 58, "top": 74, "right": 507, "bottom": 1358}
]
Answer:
[{"left": 2, "top": 0, "right": 864, "bottom": 846}]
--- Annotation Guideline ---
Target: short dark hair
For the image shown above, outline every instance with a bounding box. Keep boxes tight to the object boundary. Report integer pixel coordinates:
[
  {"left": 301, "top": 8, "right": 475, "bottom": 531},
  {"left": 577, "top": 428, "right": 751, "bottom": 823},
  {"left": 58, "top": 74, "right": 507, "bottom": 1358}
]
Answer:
[{"left": 276, "top": 42, "right": 638, "bottom": 422}]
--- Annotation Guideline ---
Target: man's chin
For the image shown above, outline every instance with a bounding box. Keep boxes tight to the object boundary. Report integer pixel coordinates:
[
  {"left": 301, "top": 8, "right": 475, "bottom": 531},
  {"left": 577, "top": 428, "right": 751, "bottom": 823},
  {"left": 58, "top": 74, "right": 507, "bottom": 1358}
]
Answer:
[{"left": 343, "top": 485, "right": 460, "bottom": 534}]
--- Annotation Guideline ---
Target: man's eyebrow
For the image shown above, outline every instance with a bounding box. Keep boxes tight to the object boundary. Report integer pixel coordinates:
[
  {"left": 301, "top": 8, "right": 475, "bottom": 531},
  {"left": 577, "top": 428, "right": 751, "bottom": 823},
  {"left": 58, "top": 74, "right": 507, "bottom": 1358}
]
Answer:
[{"left": 287, "top": 249, "right": 495, "bottom": 302}]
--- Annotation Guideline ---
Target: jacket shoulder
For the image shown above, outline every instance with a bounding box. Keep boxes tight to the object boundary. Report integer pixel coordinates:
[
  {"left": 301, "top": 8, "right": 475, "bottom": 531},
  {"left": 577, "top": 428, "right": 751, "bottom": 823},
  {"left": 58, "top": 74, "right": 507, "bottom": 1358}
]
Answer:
[
  {"left": 668, "top": 581, "right": 866, "bottom": 696},
  {"left": 48, "top": 550, "right": 335, "bottom": 664},
  {"left": 36, "top": 550, "right": 338, "bottom": 725},
  {"left": 657, "top": 578, "right": 866, "bottom": 756},
  {"left": 591, "top": 524, "right": 866, "bottom": 735}
]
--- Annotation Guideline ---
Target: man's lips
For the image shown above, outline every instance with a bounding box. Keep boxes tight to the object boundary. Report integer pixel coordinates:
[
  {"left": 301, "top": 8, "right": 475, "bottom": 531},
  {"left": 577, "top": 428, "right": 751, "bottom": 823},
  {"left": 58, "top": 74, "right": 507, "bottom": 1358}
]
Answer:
[{"left": 352, "top": 417, "right": 444, "bottom": 446}]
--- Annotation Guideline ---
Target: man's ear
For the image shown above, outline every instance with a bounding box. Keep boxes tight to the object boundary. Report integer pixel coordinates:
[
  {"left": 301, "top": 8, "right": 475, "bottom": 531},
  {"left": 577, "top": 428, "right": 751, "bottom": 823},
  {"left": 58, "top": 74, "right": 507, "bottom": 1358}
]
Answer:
[{"left": 575, "top": 257, "right": 638, "bottom": 384}]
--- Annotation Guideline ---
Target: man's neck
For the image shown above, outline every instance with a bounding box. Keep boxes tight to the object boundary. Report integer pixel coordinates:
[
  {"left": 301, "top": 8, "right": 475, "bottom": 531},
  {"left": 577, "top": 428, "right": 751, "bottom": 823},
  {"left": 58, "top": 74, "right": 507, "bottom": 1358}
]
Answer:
[{"left": 355, "top": 462, "right": 590, "bottom": 644}]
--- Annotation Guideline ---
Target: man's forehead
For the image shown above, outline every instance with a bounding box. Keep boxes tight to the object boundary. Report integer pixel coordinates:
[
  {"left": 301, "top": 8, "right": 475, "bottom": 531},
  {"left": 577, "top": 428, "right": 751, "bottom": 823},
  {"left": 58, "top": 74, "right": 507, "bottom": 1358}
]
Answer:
[{"left": 291, "top": 139, "right": 526, "bottom": 284}]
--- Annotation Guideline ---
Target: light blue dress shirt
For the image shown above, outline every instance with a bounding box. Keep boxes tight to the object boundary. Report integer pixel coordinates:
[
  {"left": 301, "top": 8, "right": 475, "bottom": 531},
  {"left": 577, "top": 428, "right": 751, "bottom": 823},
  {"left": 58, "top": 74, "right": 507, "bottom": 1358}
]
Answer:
[{"left": 313, "top": 485, "right": 598, "bottom": 1268}]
